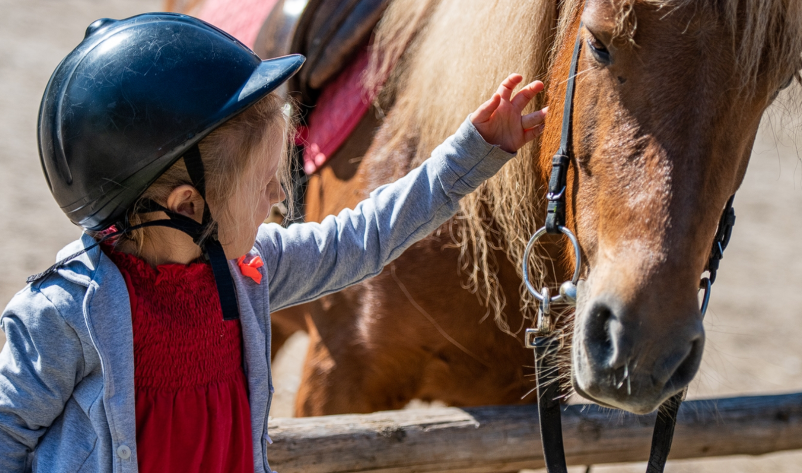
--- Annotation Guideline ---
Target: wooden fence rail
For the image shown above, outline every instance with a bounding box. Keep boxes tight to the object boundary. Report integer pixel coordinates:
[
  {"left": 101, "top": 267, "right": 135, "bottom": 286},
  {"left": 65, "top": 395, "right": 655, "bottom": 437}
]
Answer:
[{"left": 267, "top": 392, "right": 802, "bottom": 473}]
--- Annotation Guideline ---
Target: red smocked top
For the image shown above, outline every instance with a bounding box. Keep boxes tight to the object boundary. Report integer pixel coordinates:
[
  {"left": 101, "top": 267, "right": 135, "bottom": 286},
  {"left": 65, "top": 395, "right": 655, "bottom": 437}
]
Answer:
[{"left": 104, "top": 245, "right": 253, "bottom": 473}]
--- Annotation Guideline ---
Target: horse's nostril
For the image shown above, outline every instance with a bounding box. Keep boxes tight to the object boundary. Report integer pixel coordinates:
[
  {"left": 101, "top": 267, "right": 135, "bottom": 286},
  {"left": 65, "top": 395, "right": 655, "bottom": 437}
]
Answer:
[
  {"left": 575, "top": 294, "right": 705, "bottom": 411},
  {"left": 584, "top": 301, "right": 615, "bottom": 364}
]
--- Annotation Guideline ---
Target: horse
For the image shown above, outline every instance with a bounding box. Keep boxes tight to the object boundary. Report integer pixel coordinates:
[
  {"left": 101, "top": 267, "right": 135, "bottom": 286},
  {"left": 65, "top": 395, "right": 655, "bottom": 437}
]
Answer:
[{"left": 186, "top": 0, "right": 802, "bottom": 416}]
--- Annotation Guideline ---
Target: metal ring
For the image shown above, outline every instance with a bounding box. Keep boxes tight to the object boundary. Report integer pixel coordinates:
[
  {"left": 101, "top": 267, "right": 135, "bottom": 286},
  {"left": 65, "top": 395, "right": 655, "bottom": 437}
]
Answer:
[{"left": 522, "top": 225, "right": 582, "bottom": 302}]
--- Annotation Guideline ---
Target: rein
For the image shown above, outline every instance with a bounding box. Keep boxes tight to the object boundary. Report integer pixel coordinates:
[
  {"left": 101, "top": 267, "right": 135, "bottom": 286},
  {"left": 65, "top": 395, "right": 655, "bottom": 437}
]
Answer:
[{"left": 521, "top": 18, "right": 737, "bottom": 473}]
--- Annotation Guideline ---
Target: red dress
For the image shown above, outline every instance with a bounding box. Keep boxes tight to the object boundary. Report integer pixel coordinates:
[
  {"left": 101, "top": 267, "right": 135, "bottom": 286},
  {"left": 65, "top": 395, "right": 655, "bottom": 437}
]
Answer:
[{"left": 104, "top": 247, "right": 253, "bottom": 473}]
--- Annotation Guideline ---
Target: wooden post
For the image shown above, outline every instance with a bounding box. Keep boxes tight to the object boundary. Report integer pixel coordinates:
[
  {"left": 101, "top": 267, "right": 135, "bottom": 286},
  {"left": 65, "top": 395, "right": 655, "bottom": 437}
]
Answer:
[{"left": 267, "top": 392, "right": 802, "bottom": 473}]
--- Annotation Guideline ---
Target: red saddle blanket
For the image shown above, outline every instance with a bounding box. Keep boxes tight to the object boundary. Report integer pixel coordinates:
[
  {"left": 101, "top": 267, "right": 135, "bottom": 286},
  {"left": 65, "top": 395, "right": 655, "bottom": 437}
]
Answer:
[
  {"left": 197, "top": 0, "right": 278, "bottom": 48},
  {"left": 296, "top": 48, "right": 374, "bottom": 174}
]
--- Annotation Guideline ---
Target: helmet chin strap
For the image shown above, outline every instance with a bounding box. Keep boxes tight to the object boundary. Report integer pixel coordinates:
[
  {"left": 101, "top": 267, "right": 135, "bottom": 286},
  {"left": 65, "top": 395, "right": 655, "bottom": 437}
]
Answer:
[
  {"left": 27, "top": 145, "right": 241, "bottom": 322},
  {"left": 137, "top": 144, "right": 241, "bottom": 321}
]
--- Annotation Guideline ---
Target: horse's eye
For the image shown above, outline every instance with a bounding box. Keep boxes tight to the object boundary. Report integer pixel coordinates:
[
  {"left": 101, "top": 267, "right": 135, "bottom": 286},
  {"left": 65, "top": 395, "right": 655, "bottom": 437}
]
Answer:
[{"left": 587, "top": 34, "right": 611, "bottom": 64}]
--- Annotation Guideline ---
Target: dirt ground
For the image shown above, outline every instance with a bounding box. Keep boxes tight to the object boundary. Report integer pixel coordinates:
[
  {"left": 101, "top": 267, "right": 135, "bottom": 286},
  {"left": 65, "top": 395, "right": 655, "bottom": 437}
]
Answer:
[{"left": 1, "top": 1, "right": 801, "bottom": 471}]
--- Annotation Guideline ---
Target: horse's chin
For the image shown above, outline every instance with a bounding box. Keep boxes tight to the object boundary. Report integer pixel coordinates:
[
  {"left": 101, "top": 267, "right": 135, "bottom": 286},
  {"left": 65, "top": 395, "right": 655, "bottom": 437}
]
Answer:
[
  {"left": 569, "top": 280, "right": 703, "bottom": 415},
  {"left": 570, "top": 371, "right": 668, "bottom": 415}
]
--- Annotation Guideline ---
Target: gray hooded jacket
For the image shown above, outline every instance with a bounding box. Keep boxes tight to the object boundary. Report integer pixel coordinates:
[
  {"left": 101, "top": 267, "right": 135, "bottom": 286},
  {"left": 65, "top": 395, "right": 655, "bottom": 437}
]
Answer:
[{"left": 0, "top": 119, "right": 513, "bottom": 472}]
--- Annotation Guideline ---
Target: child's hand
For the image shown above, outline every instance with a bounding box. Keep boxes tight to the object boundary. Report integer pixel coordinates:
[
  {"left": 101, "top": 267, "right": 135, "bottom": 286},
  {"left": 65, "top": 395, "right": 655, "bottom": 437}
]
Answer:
[{"left": 470, "top": 74, "right": 547, "bottom": 153}]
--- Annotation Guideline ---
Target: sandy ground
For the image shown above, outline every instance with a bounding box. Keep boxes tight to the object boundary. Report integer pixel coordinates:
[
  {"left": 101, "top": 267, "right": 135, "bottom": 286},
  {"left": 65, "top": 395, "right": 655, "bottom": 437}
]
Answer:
[{"left": 1, "top": 0, "right": 801, "bottom": 471}]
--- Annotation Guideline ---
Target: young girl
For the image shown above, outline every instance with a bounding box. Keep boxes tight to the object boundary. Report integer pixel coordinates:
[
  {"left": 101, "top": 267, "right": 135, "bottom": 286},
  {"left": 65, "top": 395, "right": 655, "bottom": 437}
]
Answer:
[{"left": 0, "top": 13, "right": 546, "bottom": 473}]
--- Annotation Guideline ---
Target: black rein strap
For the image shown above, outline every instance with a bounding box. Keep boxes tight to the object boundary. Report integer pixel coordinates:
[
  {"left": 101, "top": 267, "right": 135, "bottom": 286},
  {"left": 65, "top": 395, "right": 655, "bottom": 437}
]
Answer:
[{"left": 535, "top": 334, "right": 569, "bottom": 473}]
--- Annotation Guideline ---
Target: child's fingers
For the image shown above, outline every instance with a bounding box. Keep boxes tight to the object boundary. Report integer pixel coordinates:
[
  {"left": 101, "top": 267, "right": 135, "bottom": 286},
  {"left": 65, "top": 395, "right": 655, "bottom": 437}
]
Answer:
[
  {"left": 512, "top": 80, "right": 545, "bottom": 110},
  {"left": 471, "top": 93, "right": 501, "bottom": 123},
  {"left": 521, "top": 107, "right": 548, "bottom": 129},
  {"left": 496, "top": 74, "right": 523, "bottom": 102},
  {"left": 523, "top": 124, "right": 546, "bottom": 143}
]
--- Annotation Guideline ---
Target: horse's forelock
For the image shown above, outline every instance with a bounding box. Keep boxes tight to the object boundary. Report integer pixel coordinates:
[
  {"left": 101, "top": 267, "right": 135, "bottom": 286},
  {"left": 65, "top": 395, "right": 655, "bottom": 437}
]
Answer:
[
  {"left": 617, "top": 0, "right": 802, "bottom": 90},
  {"left": 724, "top": 0, "right": 802, "bottom": 90}
]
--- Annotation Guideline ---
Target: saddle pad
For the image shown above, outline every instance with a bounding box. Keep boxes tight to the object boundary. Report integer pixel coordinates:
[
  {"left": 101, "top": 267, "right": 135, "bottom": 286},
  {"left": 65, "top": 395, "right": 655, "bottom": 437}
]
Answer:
[
  {"left": 198, "top": 0, "right": 279, "bottom": 48},
  {"left": 299, "top": 47, "right": 374, "bottom": 174}
]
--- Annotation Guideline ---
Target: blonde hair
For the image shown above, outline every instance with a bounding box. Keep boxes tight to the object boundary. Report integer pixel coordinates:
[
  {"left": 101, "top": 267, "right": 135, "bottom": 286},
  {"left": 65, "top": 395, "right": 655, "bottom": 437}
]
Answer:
[{"left": 119, "top": 92, "right": 294, "bottom": 253}]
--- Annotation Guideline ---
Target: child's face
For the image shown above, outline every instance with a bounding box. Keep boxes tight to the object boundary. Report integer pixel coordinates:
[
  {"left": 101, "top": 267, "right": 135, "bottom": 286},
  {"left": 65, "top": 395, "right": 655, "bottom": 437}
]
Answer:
[{"left": 218, "top": 128, "right": 286, "bottom": 259}]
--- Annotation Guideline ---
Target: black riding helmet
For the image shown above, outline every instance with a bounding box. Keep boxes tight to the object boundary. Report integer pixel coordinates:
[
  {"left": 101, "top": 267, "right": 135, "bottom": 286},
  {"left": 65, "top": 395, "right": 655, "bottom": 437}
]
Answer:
[
  {"left": 38, "top": 12, "right": 304, "bottom": 230},
  {"left": 33, "top": 13, "right": 305, "bottom": 320}
]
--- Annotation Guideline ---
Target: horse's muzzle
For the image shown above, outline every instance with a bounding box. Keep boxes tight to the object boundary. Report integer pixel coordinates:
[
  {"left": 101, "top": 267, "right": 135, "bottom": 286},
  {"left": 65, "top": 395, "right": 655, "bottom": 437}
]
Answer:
[{"left": 571, "top": 293, "right": 705, "bottom": 414}]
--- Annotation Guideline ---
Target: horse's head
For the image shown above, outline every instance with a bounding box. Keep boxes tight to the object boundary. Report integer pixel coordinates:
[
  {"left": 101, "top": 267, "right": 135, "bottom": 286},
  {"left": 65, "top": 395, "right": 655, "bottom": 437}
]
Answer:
[{"left": 542, "top": 0, "right": 801, "bottom": 413}]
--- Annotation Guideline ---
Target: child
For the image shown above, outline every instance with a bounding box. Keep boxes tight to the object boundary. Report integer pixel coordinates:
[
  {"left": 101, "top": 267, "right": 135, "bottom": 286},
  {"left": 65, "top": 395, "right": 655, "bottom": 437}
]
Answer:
[{"left": 0, "top": 13, "right": 546, "bottom": 473}]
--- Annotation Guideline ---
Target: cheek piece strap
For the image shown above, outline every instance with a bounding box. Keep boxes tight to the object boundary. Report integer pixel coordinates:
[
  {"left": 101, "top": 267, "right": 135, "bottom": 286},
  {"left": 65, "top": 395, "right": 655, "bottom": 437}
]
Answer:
[{"left": 27, "top": 144, "right": 241, "bottom": 322}]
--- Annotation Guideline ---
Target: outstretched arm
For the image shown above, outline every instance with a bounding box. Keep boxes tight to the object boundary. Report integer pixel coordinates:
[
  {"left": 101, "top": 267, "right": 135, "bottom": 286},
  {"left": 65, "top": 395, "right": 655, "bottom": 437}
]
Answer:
[{"left": 260, "top": 75, "right": 546, "bottom": 311}]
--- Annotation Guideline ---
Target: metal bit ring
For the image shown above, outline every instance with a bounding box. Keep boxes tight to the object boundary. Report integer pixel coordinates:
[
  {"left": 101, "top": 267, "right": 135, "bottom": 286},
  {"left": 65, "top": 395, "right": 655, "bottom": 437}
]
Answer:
[{"left": 522, "top": 225, "right": 582, "bottom": 303}]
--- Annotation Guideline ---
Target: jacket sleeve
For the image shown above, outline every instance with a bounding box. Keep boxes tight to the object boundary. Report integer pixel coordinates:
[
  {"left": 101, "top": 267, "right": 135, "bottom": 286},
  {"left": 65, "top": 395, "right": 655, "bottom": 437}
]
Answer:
[
  {"left": 0, "top": 286, "right": 84, "bottom": 472},
  {"left": 257, "top": 117, "right": 515, "bottom": 312}
]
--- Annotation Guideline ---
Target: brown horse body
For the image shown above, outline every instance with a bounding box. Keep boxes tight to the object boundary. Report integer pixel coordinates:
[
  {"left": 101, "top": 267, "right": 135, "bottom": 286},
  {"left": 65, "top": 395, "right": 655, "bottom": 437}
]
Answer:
[{"left": 267, "top": 0, "right": 801, "bottom": 416}]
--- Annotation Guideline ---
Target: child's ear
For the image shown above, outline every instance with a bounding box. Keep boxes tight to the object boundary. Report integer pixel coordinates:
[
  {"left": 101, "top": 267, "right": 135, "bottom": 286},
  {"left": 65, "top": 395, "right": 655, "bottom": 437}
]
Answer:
[{"left": 166, "top": 184, "right": 205, "bottom": 223}]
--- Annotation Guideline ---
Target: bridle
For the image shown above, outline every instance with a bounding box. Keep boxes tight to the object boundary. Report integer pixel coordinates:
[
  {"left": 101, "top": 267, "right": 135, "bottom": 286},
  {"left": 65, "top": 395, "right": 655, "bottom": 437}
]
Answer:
[{"left": 520, "top": 15, "right": 737, "bottom": 473}]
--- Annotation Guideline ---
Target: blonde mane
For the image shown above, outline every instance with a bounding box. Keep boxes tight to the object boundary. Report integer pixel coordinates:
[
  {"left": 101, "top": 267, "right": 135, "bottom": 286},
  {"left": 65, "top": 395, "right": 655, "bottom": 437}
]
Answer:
[{"left": 368, "top": 0, "right": 802, "bottom": 332}]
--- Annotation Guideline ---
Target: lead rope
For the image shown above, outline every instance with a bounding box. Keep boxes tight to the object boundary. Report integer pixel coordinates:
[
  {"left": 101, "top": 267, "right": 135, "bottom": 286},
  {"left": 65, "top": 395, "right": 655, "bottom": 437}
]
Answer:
[{"left": 522, "top": 13, "right": 737, "bottom": 472}]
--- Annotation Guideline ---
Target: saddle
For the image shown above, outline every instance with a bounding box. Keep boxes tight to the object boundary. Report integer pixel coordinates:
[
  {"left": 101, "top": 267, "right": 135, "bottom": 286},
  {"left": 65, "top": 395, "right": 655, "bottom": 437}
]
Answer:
[{"left": 254, "top": 0, "right": 388, "bottom": 105}]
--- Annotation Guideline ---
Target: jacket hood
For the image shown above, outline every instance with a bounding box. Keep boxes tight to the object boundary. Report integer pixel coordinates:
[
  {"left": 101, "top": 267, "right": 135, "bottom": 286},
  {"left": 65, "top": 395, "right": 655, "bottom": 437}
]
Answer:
[{"left": 51, "top": 233, "right": 104, "bottom": 288}]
